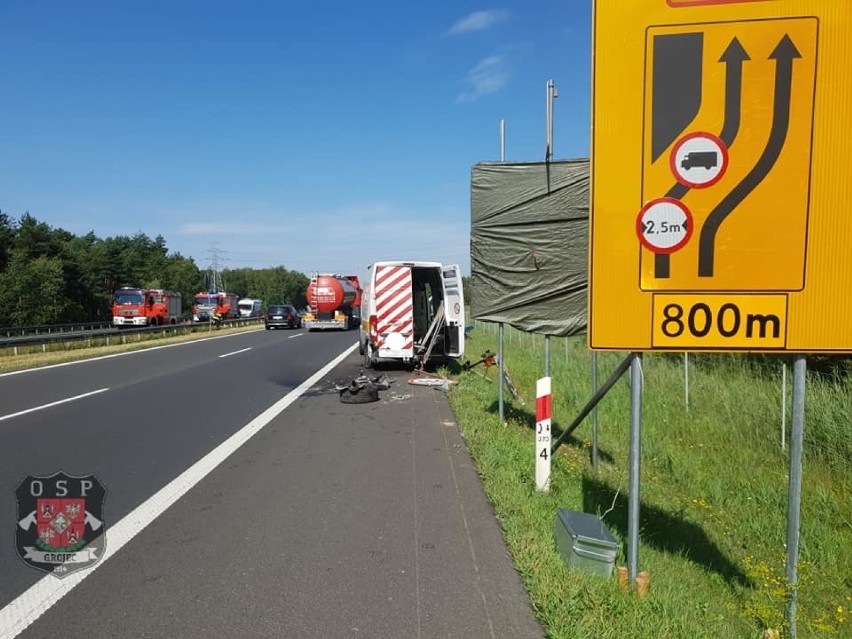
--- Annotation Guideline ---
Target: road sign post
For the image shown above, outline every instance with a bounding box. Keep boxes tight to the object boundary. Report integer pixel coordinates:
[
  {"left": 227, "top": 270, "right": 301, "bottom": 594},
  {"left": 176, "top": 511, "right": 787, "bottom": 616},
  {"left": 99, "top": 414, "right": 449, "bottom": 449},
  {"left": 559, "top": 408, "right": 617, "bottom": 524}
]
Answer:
[
  {"left": 628, "top": 354, "right": 643, "bottom": 585},
  {"left": 785, "top": 355, "right": 806, "bottom": 636}
]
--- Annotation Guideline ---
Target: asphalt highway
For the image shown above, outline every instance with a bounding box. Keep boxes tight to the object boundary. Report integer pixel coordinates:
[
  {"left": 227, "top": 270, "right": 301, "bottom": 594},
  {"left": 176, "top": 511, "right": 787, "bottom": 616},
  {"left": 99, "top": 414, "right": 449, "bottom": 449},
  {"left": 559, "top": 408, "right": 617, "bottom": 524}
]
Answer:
[{"left": 0, "top": 328, "right": 542, "bottom": 638}]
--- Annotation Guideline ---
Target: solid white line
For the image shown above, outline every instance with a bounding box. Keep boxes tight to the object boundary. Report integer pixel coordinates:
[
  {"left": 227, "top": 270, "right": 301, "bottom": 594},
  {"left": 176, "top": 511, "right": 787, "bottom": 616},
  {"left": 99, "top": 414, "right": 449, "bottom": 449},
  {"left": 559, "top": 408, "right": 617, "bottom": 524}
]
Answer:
[
  {"left": 218, "top": 347, "right": 252, "bottom": 358},
  {"left": 0, "top": 389, "right": 110, "bottom": 423},
  {"left": 0, "top": 342, "right": 358, "bottom": 639}
]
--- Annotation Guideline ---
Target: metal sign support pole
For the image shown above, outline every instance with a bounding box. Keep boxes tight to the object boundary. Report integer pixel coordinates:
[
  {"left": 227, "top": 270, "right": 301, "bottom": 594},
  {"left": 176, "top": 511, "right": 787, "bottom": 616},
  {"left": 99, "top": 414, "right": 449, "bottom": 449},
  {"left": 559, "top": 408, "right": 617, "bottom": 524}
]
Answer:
[
  {"left": 591, "top": 352, "right": 599, "bottom": 470},
  {"left": 498, "top": 323, "right": 505, "bottom": 422},
  {"left": 782, "top": 362, "right": 787, "bottom": 451},
  {"left": 628, "top": 352, "right": 643, "bottom": 585},
  {"left": 785, "top": 355, "right": 807, "bottom": 637},
  {"left": 550, "top": 352, "right": 633, "bottom": 455},
  {"left": 684, "top": 353, "right": 690, "bottom": 411}
]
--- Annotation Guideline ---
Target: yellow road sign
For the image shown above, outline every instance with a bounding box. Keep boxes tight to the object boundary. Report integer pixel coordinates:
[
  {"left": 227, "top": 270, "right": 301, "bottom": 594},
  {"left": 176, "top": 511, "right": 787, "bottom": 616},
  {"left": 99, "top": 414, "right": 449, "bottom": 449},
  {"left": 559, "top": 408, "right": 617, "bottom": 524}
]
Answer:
[{"left": 589, "top": 0, "right": 852, "bottom": 352}]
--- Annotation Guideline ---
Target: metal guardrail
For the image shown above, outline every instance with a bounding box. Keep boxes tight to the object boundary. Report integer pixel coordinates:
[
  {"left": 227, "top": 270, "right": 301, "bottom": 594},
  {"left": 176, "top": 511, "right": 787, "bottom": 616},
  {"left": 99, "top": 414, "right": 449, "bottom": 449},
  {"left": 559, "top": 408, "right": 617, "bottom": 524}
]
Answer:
[
  {"left": 0, "top": 321, "right": 114, "bottom": 338},
  {"left": 0, "top": 317, "right": 263, "bottom": 355}
]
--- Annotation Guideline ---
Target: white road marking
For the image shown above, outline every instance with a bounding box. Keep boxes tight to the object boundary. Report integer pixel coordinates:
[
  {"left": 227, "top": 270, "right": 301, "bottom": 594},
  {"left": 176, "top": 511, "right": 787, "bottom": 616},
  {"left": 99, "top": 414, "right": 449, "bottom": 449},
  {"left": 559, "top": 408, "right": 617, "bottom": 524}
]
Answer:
[
  {"left": 218, "top": 347, "right": 252, "bottom": 358},
  {"left": 0, "top": 343, "right": 358, "bottom": 639},
  {"left": 288, "top": 332, "right": 304, "bottom": 339},
  {"left": 0, "top": 388, "right": 110, "bottom": 423}
]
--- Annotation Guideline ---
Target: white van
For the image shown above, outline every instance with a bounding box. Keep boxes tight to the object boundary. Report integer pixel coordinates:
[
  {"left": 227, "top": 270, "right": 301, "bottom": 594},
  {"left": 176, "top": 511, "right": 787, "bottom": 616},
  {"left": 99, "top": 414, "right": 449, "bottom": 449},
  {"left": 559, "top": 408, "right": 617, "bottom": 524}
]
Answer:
[
  {"left": 359, "top": 261, "right": 464, "bottom": 368},
  {"left": 238, "top": 298, "right": 262, "bottom": 318}
]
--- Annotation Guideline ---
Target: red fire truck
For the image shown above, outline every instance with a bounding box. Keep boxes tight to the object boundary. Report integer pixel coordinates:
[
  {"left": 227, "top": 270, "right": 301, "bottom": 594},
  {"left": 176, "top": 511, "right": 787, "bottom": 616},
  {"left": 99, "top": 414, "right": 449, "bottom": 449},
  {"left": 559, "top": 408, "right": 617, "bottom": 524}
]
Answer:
[
  {"left": 112, "top": 288, "right": 183, "bottom": 327},
  {"left": 192, "top": 292, "right": 240, "bottom": 323}
]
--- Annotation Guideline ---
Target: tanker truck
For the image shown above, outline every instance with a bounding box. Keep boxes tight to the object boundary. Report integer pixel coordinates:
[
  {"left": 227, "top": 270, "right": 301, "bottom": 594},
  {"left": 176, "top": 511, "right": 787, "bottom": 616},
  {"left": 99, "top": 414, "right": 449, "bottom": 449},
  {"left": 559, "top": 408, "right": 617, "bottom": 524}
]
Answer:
[{"left": 303, "top": 273, "right": 360, "bottom": 331}]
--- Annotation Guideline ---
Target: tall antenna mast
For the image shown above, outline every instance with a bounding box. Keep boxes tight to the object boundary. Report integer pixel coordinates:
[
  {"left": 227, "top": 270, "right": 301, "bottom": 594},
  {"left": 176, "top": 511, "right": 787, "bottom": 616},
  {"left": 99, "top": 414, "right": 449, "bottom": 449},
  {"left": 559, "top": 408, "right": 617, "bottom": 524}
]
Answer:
[{"left": 206, "top": 242, "right": 227, "bottom": 292}]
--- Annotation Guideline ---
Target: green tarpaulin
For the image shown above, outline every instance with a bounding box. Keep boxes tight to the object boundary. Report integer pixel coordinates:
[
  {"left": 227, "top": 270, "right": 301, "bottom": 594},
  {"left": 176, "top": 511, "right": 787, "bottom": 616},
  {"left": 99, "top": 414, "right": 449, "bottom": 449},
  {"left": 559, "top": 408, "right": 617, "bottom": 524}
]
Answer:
[{"left": 470, "top": 159, "right": 589, "bottom": 337}]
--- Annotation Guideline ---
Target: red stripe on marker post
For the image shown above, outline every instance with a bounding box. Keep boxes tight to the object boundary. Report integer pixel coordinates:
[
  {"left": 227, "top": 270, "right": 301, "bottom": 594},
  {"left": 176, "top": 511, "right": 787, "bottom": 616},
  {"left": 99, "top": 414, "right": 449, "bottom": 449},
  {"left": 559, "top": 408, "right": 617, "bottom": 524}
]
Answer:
[{"left": 536, "top": 393, "right": 552, "bottom": 422}]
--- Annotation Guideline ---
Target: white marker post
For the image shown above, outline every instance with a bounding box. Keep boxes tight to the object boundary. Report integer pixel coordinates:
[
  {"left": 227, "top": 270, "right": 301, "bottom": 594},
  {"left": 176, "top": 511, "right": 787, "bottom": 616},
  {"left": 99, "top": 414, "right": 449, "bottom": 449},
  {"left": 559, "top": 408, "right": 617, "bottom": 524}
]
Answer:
[{"left": 536, "top": 377, "right": 552, "bottom": 491}]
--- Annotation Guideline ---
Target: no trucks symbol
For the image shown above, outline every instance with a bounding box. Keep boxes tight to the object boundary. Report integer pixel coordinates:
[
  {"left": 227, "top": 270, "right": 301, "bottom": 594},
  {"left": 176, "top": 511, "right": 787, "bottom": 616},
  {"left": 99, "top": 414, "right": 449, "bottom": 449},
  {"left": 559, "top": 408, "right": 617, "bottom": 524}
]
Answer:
[{"left": 671, "top": 132, "right": 728, "bottom": 188}]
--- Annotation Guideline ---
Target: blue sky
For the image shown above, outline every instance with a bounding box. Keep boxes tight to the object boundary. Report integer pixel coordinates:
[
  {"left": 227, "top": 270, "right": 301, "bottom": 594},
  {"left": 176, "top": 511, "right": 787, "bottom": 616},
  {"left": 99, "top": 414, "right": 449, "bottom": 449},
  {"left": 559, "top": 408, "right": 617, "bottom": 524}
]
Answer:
[{"left": 0, "top": 1, "right": 592, "bottom": 278}]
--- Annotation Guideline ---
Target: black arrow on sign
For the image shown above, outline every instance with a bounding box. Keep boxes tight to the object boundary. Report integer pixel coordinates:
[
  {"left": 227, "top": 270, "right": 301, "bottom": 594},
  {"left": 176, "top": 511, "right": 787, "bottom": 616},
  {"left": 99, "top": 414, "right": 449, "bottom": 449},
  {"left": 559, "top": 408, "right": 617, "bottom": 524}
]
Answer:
[
  {"left": 697, "top": 34, "right": 799, "bottom": 278},
  {"left": 655, "top": 37, "right": 750, "bottom": 279},
  {"left": 718, "top": 37, "right": 750, "bottom": 147}
]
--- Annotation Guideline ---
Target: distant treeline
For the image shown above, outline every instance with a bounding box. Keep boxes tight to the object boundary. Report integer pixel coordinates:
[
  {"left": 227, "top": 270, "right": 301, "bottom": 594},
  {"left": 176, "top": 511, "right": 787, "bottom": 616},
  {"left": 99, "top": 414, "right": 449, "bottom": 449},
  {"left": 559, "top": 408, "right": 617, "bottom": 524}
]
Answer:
[{"left": 0, "top": 211, "right": 309, "bottom": 327}]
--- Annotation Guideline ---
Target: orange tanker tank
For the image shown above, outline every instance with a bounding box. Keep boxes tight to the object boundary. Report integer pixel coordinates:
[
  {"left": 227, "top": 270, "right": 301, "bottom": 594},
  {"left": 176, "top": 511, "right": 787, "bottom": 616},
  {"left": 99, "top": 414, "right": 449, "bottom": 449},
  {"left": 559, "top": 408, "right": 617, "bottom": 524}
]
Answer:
[
  {"left": 307, "top": 275, "right": 356, "bottom": 313},
  {"left": 304, "top": 274, "right": 358, "bottom": 330}
]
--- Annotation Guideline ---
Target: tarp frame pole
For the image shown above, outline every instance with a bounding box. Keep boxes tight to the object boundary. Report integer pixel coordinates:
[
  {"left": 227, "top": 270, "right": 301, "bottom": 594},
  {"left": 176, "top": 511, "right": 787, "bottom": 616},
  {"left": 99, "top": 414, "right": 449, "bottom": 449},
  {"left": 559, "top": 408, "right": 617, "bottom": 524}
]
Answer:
[
  {"left": 544, "top": 335, "right": 551, "bottom": 377},
  {"left": 498, "top": 323, "right": 505, "bottom": 423},
  {"left": 497, "top": 117, "right": 506, "bottom": 425}
]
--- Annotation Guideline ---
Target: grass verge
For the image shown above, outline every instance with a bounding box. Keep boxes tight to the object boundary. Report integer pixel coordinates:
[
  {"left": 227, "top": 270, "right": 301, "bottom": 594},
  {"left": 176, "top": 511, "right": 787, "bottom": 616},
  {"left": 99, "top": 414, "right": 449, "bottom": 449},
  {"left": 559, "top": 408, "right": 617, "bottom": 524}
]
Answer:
[{"left": 448, "top": 323, "right": 851, "bottom": 638}]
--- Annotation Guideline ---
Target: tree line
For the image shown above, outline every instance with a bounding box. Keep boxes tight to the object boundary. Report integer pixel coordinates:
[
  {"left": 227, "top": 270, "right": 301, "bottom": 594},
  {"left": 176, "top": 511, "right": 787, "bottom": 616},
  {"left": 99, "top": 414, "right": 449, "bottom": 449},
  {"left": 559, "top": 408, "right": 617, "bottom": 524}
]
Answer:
[{"left": 0, "top": 212, "right": 308, "bottom": 327}]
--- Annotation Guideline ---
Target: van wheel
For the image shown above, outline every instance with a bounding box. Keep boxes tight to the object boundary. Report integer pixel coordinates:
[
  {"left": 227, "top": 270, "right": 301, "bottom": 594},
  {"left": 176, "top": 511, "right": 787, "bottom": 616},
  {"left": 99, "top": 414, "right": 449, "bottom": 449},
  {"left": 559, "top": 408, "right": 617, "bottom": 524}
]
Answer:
[
  {"left": 358, "top": 339, "right": 364, "bottom": 355},
  {"left": 364, "top": 345, "right": 374, "bottom": 369}
]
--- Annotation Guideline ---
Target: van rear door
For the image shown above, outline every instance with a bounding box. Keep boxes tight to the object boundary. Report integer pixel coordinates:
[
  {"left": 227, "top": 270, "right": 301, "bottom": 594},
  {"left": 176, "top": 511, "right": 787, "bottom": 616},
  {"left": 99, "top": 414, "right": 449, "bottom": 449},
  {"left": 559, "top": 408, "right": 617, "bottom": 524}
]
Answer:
[
  {"left": 374, "top": 263, "right": 415, "bottom": 359},
  {"left": 442, "top": 264, "right": 465, "bottom": 358}
]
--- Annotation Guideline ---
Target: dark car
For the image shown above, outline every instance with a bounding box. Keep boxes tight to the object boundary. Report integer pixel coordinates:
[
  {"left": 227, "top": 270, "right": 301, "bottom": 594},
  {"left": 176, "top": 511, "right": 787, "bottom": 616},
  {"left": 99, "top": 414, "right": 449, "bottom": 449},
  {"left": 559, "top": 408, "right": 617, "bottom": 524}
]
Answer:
[{"left": 265, "top": 304, "right": 302, "bottom": 330}]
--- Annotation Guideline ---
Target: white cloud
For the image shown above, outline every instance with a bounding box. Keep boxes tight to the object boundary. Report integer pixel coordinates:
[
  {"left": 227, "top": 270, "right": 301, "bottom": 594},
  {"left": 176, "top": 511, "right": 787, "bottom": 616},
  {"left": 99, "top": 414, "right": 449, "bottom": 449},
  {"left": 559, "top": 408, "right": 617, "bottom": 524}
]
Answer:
[
  {"left": 446, "top": 9, "right": 510, "bottom": 36},
  {"left": 457, "top": 55, "right": 510, "bottom": 102},
  {"left": 161, "top": 202, "right": 472, "bottom": 276},
  {"left": 174, "top": 221, "right": 291, "bottom": 236}
]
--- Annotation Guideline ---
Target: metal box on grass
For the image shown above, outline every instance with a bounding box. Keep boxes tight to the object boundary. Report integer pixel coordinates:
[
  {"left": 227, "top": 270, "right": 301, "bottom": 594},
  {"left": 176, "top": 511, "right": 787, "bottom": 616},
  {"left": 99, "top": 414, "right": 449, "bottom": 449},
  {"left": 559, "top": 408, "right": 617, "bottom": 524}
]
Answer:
[{"left": 553, "top": 508, "right": 620, "bottom": 577}]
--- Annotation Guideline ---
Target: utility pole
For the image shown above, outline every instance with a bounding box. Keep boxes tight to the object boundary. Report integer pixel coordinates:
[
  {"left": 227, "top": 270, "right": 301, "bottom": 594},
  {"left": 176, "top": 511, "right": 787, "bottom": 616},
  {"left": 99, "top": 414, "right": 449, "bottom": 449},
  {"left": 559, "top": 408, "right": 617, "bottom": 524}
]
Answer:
[
  {"left": 544, "top": 79, "right": 558, "bottom": 375},
  {"left": 206, "top": 242, "right": 228, "bottom": 292},
  {"left": 546, "top": 79, "right": 558, "bottom": 163}
]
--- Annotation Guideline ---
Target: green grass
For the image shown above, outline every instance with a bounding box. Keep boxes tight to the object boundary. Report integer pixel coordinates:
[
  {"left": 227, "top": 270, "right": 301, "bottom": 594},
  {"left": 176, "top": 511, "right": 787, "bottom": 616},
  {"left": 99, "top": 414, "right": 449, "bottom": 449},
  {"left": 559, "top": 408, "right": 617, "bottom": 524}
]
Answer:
[{"left": 448, "top": 323, "right": 852, "bottom": 638}]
